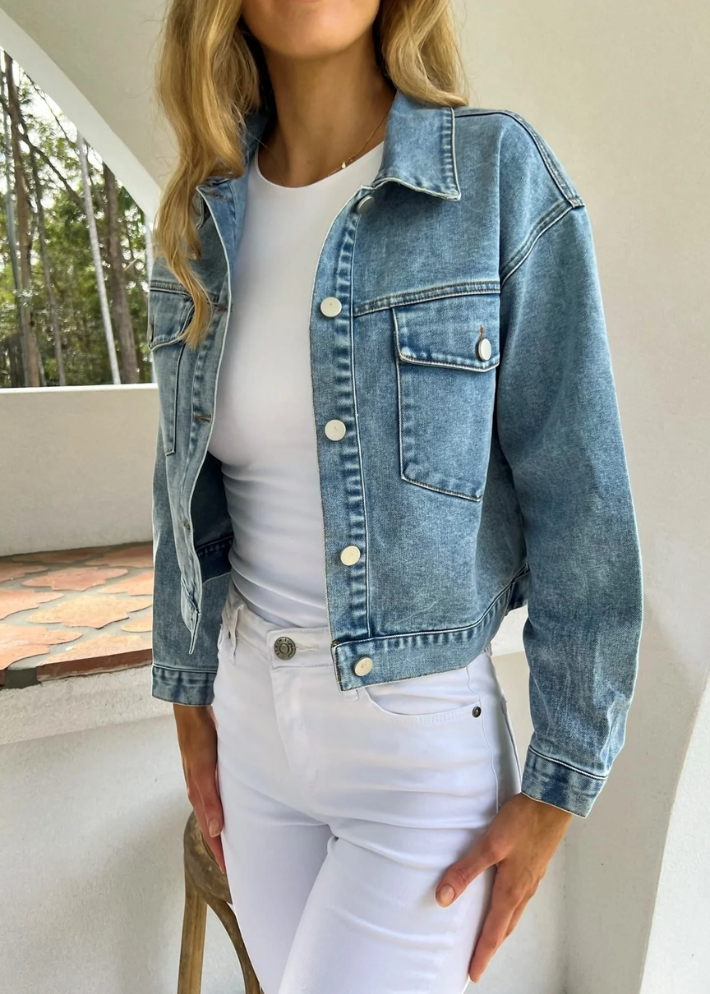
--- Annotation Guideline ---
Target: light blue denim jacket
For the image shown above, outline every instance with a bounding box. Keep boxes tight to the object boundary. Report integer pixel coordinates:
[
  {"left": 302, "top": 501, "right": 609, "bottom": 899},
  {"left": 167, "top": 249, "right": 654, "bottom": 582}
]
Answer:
[{"left": 149, "top": 87, "right": 643, "bottom": 818}]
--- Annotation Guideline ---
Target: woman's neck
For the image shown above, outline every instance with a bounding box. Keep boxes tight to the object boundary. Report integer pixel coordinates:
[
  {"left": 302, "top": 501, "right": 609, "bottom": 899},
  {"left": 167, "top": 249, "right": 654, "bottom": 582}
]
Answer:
[{"left": 257, "top": 42, "right": 395, "bottom": 188}]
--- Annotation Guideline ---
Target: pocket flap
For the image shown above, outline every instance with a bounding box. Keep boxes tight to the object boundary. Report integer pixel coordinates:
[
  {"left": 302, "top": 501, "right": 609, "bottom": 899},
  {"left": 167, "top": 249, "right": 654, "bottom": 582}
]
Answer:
[
  {"left": 148, "top": 285, "right": 195, "bottom": 350},
  {"left": 393, "top": 292, "right": 500, "bottom": 371}
]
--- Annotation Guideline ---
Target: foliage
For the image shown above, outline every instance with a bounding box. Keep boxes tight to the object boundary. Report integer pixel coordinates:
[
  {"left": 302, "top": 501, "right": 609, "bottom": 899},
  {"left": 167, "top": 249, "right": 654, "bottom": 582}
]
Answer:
[{"left": 0, "top": 60, "right": 150, "bottom": 387}]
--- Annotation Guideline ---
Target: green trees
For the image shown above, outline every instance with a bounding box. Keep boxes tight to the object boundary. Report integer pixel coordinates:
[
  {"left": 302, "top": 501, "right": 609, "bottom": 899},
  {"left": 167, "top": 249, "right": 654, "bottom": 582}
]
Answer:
[{"left": 0, "top": 52, "right": 150, "bottom": 388}]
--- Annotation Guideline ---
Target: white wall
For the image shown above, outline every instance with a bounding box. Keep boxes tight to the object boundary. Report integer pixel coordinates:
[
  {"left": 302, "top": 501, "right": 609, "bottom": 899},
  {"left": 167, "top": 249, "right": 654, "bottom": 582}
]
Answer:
[
  {"left": 456, "top": 2, "right": 710, "bottom": 991},
  {"left": 0, "top": 385, "right": 158, "bottom": 556},
  {"left": 0, "top": 701, "right": 246, "bottom": 994},
  {"left": 640, "top": 678, "right": 710, "bottom": 994}
]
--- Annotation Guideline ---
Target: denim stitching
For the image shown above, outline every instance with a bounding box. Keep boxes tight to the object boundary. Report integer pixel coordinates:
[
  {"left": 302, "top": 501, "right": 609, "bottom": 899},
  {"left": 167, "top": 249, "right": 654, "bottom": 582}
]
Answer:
[
  {"left": 354, "top": 282, "right": 500, "bottom": 317},
  {"left": 454, "top": 108, "right": 584, "bottom": 207},
  {"left": 527, "top": 744, "right": 607, "bottom": 781},
  {"left": 478, "top": 697, "right": 500, "bottom": 814},
  {"left": 500, "top": 203, "right": 578, "bottom": 288}
]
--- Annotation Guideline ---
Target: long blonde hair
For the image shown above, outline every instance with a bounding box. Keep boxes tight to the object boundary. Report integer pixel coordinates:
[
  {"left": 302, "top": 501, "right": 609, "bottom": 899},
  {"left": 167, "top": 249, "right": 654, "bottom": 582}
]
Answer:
[{"left": 154, "top": 0, "right": 469, "bottom": 348}]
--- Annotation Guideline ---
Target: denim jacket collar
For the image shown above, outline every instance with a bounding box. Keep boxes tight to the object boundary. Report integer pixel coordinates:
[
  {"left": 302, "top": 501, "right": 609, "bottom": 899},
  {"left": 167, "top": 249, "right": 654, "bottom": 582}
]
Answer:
[{"left": 198, "top": 86, "right": 461, "bottom": 201}]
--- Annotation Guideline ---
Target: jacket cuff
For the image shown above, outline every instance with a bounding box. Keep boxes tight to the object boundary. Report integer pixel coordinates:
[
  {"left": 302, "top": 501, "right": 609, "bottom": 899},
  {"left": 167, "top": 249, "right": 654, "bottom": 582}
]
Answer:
[
  {"left": 151, "top": 662, "right": 216, "bottom": 707},
  {"left": 520, "top": 746, "right": 606, "bottom": 818}
]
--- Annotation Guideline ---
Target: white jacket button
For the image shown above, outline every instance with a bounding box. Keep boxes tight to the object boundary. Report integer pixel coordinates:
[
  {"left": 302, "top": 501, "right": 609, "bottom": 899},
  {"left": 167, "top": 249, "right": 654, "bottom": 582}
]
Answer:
[
  {"left": 324, "top": 419, "right": 346, "bottom": 440},
  {"left": 340, "top": 545, "right": 361, "bottom": 565},
  {"left": 355, "top": 194, "right": 375, "bottom": 214},
  {"left": 320, "top": 296, "right": 342, "bottom": 317},
  {"left": 477, "top": 338, "right": 492, "bottom": 361},
  {"left": 353, "top": 657, "right": 373, "bottom": 676}
]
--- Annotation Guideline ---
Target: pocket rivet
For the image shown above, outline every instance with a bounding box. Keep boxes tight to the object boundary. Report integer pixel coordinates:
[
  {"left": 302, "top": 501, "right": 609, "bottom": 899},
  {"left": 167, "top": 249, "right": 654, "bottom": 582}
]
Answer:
[{"left": 472, "top": 705, "right": 482, "bottom": 717}]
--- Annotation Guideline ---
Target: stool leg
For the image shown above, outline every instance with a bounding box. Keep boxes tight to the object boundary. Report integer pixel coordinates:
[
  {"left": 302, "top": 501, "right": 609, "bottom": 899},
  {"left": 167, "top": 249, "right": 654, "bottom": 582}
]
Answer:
[
  {"left": 202, "top": 893, "right": 264, "bottom": 994},
  {"left": 177, "top": 866, "right": 207, "bottom": 994}
]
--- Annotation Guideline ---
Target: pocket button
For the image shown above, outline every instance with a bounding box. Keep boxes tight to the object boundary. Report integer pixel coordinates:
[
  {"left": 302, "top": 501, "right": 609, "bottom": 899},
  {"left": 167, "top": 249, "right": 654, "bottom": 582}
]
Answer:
[
  {"left": 477, "top": 338, "right": 492, "bottom": 361},
  {"left": 472, "top": 705, "right": 482, "bottom": 717}
]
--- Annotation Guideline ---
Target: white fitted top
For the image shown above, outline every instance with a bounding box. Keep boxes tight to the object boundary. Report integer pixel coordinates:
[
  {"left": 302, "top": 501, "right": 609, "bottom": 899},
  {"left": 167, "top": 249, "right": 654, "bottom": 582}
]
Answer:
[{"left": 208, "top": 139, "right": 385, "bottom": 627}]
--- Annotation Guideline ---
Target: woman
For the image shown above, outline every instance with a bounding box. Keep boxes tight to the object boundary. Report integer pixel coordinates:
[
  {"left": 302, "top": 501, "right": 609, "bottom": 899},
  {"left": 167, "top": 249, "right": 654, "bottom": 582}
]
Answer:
[{"left": 149, "top": 1, "right": 643, "bottom": 991}]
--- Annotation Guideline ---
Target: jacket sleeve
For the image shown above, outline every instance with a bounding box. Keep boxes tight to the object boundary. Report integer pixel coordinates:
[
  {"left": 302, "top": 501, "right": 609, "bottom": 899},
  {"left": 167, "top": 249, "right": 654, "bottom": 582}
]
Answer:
[
  {"left": 496, "top": 202, "right": 643, "bottom": 818},
  {"left": 150, "top": 422, "right": 221, "bottom": 707}
]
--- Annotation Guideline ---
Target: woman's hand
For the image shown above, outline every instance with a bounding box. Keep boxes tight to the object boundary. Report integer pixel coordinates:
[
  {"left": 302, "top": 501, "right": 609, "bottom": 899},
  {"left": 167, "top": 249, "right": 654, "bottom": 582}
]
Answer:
[
  {"left": 436, "top": 792, "right": 573, "bottom": 983},
  {"left": 173, "top": 702, "right": 226, "bottom": 874}
]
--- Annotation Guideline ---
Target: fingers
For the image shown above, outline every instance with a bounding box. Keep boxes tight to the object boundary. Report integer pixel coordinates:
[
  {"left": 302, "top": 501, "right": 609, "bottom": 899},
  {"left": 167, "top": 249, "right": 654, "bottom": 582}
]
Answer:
[
  {"left": 173, "top": 705, "right": 228, "bottom": 875},
  {"left": 436, "top": 834, "right": 500, "bottom": 907},
  {"left": 468, "top": 864, "right": 537, "bottom": 982},
  {"left": 189, "top": 764, "right": 227, "bottom": 874},
  {"left": 503, "top": 897, "right": 529, "bottom": 940},
  {"left": 198, "top": 764, "right": 225, "bottom": 837},
  {"left": 205, "top": 830, "right": 227, "bottom": 876},
  {"left": 468, "top": 879, "right": 517, "bottom": 983}
]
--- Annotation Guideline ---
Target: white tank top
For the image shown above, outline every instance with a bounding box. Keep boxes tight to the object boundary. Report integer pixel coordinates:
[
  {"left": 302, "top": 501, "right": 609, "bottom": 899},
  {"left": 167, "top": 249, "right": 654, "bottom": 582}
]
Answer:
[{"left": 208, "top": 139, "right": 385, "bottom": 627}]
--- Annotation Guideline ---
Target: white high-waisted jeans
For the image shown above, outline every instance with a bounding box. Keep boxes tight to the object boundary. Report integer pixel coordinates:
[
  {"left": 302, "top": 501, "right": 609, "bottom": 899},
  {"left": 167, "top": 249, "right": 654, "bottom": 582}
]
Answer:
[{"left": 211, "top": 581, "right": 522, "bottom": 994}]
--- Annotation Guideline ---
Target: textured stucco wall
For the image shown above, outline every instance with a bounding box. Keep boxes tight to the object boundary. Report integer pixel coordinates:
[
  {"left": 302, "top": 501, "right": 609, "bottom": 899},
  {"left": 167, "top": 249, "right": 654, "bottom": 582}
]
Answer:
[{"left": 0, "top": 385, "right": 158, "bottom": 555}]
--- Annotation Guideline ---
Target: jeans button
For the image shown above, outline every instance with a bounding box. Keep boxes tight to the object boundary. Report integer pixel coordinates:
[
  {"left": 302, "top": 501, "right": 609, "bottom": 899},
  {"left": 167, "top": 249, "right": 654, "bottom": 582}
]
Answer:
[{"left": 274, "top": 637, "right": 296, "bottom": 660}]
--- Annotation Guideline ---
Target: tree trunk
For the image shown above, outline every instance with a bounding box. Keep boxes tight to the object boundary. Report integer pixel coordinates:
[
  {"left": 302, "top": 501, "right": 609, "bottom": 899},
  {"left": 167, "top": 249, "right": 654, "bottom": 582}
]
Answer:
[
  {"left": 0, "top": 68, "right": 23, "bottom": 387},
  {"left": 4, "top": 54, "right": 41, "bottom": 387},
  {"left": 77, "top": 132, "right": 120, "bottom": 384},
  {"left": 103, "top": 163, "right": 140, "bottom": 382},
  {"left": 27, "top": 140, "right": 66, "bottom": 385},
  {"left": 144, "top": 219, "right": 156, "bottom": 383}
]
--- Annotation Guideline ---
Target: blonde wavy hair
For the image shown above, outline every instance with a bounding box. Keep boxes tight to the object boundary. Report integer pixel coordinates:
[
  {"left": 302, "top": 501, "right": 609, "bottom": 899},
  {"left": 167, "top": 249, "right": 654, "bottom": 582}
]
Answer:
[{"left": 153, "top": 0, "right": 470, "bottom": 348}]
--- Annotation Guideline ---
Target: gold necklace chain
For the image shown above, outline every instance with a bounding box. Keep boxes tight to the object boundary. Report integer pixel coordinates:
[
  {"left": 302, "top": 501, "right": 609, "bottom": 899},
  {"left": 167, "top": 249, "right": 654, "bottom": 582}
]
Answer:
[{"left": 264, "top": 101, "right": 391, "bottom": 187}]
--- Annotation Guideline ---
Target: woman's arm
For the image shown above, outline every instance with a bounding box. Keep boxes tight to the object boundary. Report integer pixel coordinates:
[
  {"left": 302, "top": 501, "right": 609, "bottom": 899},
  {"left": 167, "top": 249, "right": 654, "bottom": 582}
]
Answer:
[
  {"left": 435, "top": 189, "right": 643, "bottom": 984},
  {"left": 495, "top": 201, "right": 643, "bottom": 818},
  {"left": 151, "top": 422, "right": 226, "bottom": 870}
]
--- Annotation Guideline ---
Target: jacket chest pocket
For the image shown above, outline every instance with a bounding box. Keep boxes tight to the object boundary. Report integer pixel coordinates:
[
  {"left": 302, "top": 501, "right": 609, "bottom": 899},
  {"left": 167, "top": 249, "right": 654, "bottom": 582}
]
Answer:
[
  {"left": 148, "top": 285, "right": 195, "bottom": 456},
  {"left": 392, "top": 292, "right": 500, "bottom": 502}
]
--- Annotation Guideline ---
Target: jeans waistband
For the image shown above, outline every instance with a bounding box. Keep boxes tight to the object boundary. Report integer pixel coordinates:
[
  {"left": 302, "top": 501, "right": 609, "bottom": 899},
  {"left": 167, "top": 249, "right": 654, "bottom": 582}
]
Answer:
[{"left": 221, "top": 578, "right": 334, "bottom": 663}]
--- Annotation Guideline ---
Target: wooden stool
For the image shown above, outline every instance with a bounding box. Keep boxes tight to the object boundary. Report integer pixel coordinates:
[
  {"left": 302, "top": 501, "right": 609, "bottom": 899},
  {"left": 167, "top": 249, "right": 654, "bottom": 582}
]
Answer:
[{"left": 177, "top": 810, "right": 264, "bottom": 994}]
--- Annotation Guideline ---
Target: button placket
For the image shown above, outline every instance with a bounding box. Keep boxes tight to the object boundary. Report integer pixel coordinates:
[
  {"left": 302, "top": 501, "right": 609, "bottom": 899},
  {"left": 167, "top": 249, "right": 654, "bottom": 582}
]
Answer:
[{"left": 310, "top": 204, "right": 371, "bottom": 667}]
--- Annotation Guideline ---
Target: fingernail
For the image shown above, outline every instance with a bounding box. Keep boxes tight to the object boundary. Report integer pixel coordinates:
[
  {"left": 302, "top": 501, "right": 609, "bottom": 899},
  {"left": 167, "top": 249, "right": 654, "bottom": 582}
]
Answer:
[
  {"left": 437, "top": 884, "right": 455, "bottom": 907},
  {"left": 209, "top": 819, "right": 220, "bottom": 836}
]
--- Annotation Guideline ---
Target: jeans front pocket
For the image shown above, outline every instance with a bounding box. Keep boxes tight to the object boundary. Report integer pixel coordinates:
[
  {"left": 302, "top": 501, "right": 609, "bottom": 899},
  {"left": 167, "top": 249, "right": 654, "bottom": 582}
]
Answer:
[{"left": 359, "top": 657, "right": 488, "bottom": 725}]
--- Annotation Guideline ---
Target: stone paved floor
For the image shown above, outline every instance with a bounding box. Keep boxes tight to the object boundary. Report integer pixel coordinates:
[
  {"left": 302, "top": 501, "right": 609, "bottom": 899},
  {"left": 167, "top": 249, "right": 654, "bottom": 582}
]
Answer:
[{"left": 0, "top": 543, "right": 153, "bottom": 688}]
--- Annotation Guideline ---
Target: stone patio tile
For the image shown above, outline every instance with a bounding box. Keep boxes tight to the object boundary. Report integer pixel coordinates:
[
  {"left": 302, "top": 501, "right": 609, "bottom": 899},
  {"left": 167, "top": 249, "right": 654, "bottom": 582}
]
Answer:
[
  {"left": 11, "top": 547, "right": 113, "bottom": 564},
  {"left": 22, "top": 566, "right": 128, "bottom": 592},
  {"left": 0, "top": 589, "right": 63, "bottom": 621},
  {"left": 121, "top": 609, "right": 153, "bottom": 633},
  {"left": 26, "top": 594, "right": 153, "bottom": 629},
  {"left": 0, "top": 625, "right": 81, "bottom": 670},
  {"left": 101, "top": 572, "right": 154, "bottom": 596},
  {"left": 46, "top": 631, "right": 152, "bottom": 663},
  {"left": 0, "top": 563, "right": 48, "bottom": 583},
  {"left": 85, "top": 545, "right": 153, "bottom": 569},
  {"left": 35, "top": 632, "right": 152, "bottom": 681}
]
